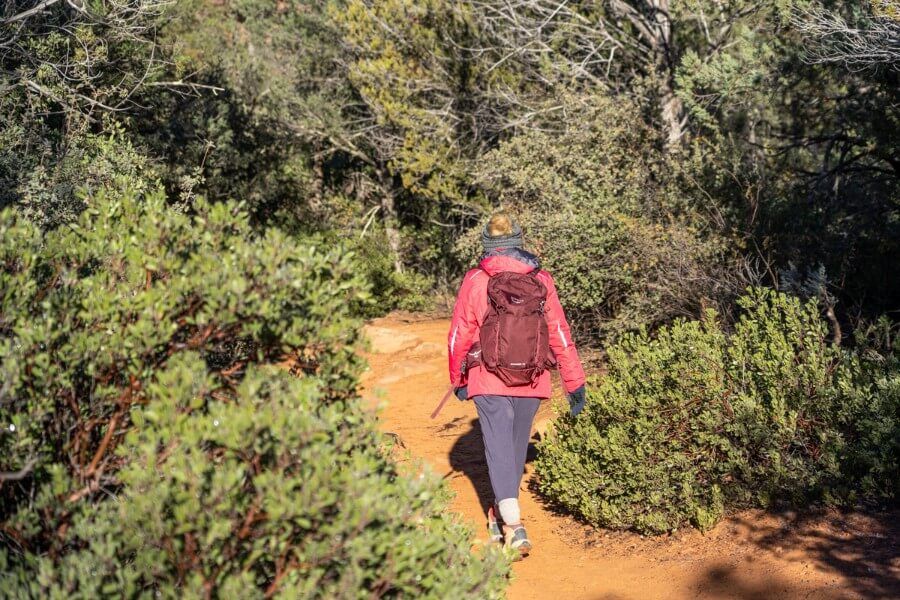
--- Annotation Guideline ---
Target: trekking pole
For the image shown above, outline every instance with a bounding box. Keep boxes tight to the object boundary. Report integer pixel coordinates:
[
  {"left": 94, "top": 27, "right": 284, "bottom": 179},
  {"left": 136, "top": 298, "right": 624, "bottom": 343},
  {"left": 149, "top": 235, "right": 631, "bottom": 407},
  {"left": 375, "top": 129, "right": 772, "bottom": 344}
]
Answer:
[{"left": 430, "top": 385, "right": 455, "bottom": 419}]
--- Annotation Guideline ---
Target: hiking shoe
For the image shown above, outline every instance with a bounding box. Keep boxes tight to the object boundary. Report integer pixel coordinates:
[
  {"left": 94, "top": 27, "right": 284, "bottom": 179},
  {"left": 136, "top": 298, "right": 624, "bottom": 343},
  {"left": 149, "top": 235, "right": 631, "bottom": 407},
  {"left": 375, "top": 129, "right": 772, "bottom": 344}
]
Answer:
[
  {"left": 504, "top": 525, "right": 532, "bottom": 558},
  {"left": 487, "top": 506, "right": 503, "bottom": 544}
]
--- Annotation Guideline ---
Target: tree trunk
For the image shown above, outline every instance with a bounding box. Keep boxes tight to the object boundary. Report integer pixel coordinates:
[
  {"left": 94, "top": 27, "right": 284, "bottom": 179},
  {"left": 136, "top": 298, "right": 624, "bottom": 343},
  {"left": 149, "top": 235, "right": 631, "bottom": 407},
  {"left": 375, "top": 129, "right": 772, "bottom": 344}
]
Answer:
[
  {"left": 660, "top": 84, "right": 686, "bottom": 149},
  {"left": 309, "top": 155, "right": 324, "bottom": 214},
  {"left": 650, "top": 0, "right": 685, "bottom": 149},
  {"left": 825, "top": 304, "right": 842, "bottom": 346},
  {"left": 381, "top": 193, "right": 403, "bottom": 274},
  {"left": 377, "top": 169, "right": 404, "bottom": 274}
]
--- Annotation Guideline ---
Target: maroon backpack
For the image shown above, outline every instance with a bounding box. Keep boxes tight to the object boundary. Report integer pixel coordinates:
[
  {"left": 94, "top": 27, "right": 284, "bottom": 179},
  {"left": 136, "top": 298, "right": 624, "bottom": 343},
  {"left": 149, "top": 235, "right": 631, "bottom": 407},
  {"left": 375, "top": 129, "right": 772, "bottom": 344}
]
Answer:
[{"left": 479, "top": 270, "right": 554, "bottom": 386}]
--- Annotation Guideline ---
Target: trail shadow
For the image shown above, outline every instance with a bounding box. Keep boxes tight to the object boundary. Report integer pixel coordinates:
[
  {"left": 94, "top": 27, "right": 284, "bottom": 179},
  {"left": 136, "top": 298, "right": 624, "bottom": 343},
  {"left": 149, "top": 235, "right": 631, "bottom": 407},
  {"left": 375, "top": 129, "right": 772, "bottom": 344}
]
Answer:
[
  {"left": 689, "top": 508, "right": 900, "bottom": 599},
  {"left": 687, "top": 508, "right": 900, "bottom": 599},
  {"left": 447, "top": 417, "right": 540, "bottom": 516},
  {"left": 738, "top": 507, "right": 900, "bottom": 599},
  {"left": 448, "top": 419, "right": 493, "bottom": 515},
  {"left": 691, "top": 563, "right": 846, "bottom": 600}
]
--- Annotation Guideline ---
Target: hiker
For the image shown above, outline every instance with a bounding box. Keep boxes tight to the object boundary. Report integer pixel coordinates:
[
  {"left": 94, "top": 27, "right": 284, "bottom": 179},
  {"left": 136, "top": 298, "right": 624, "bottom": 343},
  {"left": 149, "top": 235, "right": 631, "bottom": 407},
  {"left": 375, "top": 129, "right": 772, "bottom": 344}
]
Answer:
[{"left": 447, "top": 213, "right": 586, "bottom": 558}]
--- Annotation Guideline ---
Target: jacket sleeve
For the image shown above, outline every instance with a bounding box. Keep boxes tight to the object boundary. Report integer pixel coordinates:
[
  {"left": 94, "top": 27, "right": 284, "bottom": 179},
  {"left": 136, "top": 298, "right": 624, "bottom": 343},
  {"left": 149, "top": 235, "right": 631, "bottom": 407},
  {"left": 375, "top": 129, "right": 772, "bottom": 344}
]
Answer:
[
  {"left": 542, "top": 273, "right": 586, "bottom": 393},
  {"left": 448, "top": 270, "right": 483, "bottom": 387}
]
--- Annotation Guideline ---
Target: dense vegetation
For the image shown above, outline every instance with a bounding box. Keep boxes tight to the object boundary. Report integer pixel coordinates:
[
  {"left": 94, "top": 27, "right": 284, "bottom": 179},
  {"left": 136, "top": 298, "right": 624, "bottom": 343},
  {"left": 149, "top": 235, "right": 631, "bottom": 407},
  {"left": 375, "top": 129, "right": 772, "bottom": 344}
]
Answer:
[
  {"left": 2, "top": 0, "right": 897, "bottom": 324},
  {"left": 537, "top": 289, "right": 899, "bottom": 534},
  {"left": 0, "top": 187, "right": 508, "bottom": 596},
  {"left": 0, "top": 0, "right": 897, "bottom": 590}
]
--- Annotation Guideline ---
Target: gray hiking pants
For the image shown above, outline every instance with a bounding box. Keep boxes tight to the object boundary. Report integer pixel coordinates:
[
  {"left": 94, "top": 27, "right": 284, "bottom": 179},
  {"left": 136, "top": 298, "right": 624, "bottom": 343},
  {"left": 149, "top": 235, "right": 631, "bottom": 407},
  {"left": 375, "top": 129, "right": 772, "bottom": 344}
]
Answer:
[{"left": 473, "top": 394, "right": 541, "bottom": 501}]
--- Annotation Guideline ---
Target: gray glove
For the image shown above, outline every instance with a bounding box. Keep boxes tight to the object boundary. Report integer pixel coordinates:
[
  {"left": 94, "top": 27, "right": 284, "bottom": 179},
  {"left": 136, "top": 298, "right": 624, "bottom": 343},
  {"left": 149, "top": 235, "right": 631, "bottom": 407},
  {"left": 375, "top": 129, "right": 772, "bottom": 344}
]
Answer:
[
  {"left": 567, "top": 385, "right": 586, "bottom": 417},
  {"left": 454, "top": 386, "right": 469, "bottom": 401}
]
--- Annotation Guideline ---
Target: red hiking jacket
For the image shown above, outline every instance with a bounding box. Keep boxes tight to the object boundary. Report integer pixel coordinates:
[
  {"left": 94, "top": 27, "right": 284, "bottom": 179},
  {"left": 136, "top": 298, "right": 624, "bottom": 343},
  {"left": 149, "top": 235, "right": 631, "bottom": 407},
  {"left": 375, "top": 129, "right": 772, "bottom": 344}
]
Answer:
[{"left": 448, "top": 249, "right": 586, "bottom": 398}]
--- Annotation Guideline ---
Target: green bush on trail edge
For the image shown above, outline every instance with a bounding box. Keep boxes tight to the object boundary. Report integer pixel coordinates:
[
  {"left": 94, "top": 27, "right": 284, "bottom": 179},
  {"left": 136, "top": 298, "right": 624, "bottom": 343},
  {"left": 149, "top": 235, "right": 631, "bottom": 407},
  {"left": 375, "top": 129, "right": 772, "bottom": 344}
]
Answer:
[
  {"left": 0, "top": 186, "right": 508, "bottom": 597},
  {"left": 536, "top": 288, "right": 899, "bottom": 535}
]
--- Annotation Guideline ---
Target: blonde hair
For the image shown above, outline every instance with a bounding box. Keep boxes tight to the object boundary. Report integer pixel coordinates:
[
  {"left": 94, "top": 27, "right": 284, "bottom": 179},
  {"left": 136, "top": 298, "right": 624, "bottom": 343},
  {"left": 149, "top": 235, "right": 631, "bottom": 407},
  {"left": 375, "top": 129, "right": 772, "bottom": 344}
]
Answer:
[{"left": 486, "top": 212, "right": 514, "bottom": 237}]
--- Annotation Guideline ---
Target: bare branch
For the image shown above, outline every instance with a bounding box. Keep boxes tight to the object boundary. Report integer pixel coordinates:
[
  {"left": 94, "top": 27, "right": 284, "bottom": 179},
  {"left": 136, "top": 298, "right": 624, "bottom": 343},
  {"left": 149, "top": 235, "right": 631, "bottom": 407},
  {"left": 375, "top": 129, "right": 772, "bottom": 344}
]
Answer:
[
  {"left": 792, "top": 3, "right": 900, "bottom": 71},
  {"left": 2, "top": 0, "right": 62, "bottom": 24},
  {"left": 0, "top": 457, "right": 38, "bottom": 482}
]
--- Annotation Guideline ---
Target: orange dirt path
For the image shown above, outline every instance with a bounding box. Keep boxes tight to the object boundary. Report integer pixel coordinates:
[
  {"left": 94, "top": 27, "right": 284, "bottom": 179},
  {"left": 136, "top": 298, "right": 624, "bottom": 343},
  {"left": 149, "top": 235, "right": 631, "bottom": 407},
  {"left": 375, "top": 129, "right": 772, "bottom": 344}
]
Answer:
[{"left": 360, "top": 314, "right": 900, "bottom": 600}]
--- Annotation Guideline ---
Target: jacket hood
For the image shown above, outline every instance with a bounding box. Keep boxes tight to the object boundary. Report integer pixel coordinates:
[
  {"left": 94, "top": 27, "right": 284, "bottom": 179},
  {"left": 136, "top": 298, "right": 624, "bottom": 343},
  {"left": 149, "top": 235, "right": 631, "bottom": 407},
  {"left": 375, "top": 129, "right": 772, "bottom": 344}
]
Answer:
[{"left": 478, "top": 247, "right": 541, "bottom": 276}]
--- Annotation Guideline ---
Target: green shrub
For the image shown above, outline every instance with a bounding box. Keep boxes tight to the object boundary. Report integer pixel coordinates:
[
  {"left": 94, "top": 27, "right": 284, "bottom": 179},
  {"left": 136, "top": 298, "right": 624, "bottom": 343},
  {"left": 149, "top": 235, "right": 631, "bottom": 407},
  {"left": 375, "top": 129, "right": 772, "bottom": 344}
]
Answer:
[
  {"left": 0, "top": 125, "right": 156, "bottom": 230},
  {"left": 353, "top": 233, "right": 436, "bottom": 314},
  {"left": 0, "top": 186, "right": 507, "bottom": 597},
  {"left": 536, "top": 288, "right": 899, "bottom": 534}
]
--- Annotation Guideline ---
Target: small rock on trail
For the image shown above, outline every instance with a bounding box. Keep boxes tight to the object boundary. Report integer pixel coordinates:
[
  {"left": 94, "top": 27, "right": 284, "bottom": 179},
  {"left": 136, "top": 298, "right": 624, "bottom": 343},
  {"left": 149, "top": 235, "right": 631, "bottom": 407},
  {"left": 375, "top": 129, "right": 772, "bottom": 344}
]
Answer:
[{"left": 363, "top": 325, "right": 421, "bottom": 354}]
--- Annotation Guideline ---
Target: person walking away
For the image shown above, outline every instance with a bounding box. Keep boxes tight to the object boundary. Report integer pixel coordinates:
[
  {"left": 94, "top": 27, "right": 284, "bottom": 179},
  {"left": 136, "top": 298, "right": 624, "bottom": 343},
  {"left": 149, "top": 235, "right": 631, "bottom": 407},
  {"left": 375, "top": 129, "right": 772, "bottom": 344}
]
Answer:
[{"left": 447, "top": 213, "right": 587, "bottom": 558}]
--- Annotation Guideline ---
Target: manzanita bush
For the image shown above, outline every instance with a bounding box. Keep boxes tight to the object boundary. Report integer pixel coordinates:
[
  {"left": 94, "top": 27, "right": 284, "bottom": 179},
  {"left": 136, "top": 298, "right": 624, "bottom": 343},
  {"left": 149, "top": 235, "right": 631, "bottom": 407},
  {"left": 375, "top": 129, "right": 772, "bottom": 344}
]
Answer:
[
  {"left": 0, "top": 186, "right": 508, "bottom": 597},
  {"left": 537, "top": 288, "right": 899, "bottom": 534}
]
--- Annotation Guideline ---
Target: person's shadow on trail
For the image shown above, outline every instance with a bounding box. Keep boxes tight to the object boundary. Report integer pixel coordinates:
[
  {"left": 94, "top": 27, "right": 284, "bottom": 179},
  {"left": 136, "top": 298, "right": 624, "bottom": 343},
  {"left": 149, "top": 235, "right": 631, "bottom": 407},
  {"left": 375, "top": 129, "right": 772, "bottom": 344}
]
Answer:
[{"left": 447, "top": 418, "right": 540, "bottom": 516}]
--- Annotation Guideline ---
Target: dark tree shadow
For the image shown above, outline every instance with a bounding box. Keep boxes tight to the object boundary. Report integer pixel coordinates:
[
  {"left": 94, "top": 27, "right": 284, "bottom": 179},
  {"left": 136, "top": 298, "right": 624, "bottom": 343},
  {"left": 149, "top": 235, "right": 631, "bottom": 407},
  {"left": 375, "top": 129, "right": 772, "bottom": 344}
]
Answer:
[
  {"left": 691, "top": 564, "right": 847, "bottom": 600},
  {"left": 746, "top": 508, "right": 900, "bottom": 599},
  {"left": 447, "top": 417, "right": 541, "bottom": 517},
  {"left": 692, "top": 508, "right": 900, "bottom": 600}
]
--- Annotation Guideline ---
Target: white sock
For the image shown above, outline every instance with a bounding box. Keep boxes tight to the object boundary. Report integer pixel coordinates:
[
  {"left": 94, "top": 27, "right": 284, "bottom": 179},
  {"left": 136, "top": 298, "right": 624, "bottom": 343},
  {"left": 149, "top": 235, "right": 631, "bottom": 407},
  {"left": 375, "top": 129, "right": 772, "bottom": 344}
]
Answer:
[{"left": 497, "top": 498, "right": 521, "bottom": 525}]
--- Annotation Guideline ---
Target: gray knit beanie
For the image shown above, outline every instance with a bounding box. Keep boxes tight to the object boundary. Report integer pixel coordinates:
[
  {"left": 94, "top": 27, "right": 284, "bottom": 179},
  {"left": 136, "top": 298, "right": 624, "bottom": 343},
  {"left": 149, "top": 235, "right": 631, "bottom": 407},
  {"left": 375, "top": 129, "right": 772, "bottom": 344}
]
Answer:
[{"left": 481, "top": 221, "right": 524, "bottom": 251}]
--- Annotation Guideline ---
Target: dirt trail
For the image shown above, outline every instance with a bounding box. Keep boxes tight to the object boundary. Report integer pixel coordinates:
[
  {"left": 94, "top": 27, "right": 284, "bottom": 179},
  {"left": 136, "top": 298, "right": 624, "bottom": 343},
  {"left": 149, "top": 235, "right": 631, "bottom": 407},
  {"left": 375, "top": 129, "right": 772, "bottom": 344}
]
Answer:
[{"left": 360, "top": 314, "right": 900, "bottom": 600}]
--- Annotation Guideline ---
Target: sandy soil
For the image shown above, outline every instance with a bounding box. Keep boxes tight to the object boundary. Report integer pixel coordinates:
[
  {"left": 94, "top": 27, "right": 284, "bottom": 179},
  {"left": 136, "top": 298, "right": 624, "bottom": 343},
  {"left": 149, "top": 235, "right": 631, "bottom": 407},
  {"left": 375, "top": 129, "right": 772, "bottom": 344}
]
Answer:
[{"left": 360, "top": 314, "right": 900, "bottom": 600}]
